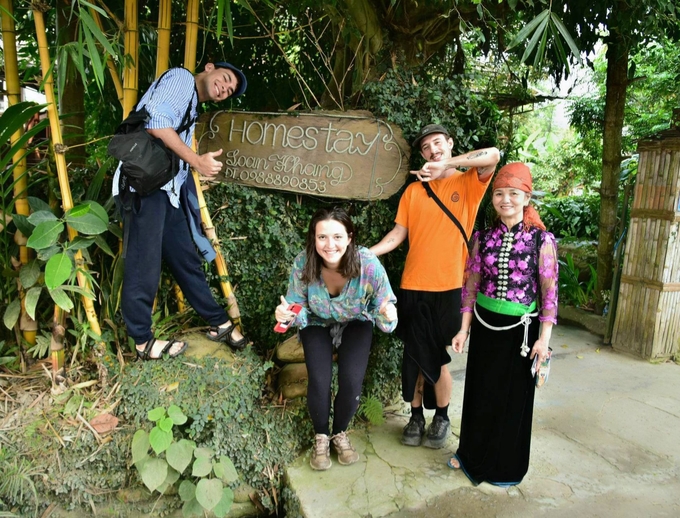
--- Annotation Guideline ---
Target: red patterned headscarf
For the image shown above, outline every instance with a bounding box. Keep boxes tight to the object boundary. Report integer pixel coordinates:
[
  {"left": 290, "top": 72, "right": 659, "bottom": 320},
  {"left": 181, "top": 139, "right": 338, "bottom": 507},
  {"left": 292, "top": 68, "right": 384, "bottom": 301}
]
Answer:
[{"left": 493, "top": 162, "right": 546, "bottom": 230}]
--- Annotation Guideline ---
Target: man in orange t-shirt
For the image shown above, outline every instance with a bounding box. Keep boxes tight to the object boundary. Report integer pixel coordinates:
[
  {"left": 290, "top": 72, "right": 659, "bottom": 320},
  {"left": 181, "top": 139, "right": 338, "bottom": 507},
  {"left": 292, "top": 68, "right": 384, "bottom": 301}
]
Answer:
[{"left": 370, "top": 124, "right": 499, "bottom": 449}]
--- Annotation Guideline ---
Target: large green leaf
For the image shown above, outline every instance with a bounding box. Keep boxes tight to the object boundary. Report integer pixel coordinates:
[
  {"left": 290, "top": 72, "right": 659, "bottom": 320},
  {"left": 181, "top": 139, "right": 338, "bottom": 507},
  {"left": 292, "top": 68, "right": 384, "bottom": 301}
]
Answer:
[
  {"left": 194, "top": 447, "right": 214, "bottom": 459},
  {"left": 178, "top": 480, "right": 197, "bottom": 502},
  {"left": 94, "top": 235, "right": 115, "bottom": 257},
  {"left": 182, "top": 497, "right": 203, "bottom": 518},
  {"left": 131, "top": 429, "right": 150, "bottom": 465},
  {"left": 195, "top": 478, "right": 223, "bottom": 511},
  {"left": 26, "top": 220, "right": 64, "bottom": 250},
  {"left": 12, "top": 214, "right": 34, "bottom": 238},
  {"left": 214, "top": 456, "right": 238, "bottom": 484},
  {"left": 158, "top": 416, "right": 174, "bottom": 433},
  {"left": 24, "top": 287, "right": 42, "bottom": 321},
  {"left": 147, "top": 407, "right": 166, "bottom": 422},
  {"left": 550, "top": 12, "right": 582, "bottom": 64},
  {"left": 28, "top": 196, "right": 52, "bottom": 213},
  {"left": 48, "top": 287, "right": 74, "bottom": 311},
  {"left": 212, "top": 487, "right": 234, "bottom": 518},
  {"left": 166, "top": 439, "right": 195, "bottom": 474},
  {"left": 65, "top": 213, "right": 107, "bottom": 235},
  {"left": 19, "top": 260, "right": 41, "bottom": 289},
  {"left": 3, "top": 299, "right": 21, "bottom": 330},
  {"left": 136, "top": 457, "right": 168, "bottom": 493},
  {"left": 45, "top": 253, "right": 73, "bottom": 290},
  {"left": 27, "top": 210, "right": 58, "bottom": 226},
  {"left": 156, "top": 467, "right": 180, "bottom": 495},
  {"left": 191, "top": 456, "right": 213, "bottom": 478},
  {"left": 149, "top": 426, "right": 173, "bottom": 455},
  {"left": 168, "top": 404, "right": 188, "bottom": 425}
]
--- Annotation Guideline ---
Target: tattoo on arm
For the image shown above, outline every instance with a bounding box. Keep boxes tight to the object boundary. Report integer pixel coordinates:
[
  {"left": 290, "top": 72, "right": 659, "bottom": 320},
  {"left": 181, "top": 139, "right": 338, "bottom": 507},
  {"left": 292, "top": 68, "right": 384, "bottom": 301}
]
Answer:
[
  {"left": 387, "top": 238, "right": 395, "bottom": 244},
  {"left": 467, "top": 150, "right": 488, "bottom": 160}
]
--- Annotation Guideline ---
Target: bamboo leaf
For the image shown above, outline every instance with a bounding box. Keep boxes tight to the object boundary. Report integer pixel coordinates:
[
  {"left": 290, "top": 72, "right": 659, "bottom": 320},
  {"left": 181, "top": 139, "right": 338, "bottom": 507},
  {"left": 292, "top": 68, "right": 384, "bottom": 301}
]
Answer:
[
  {"left": 80, "top": 1, "right": 107, "bottom": 20},
  {"left": 533, "top": 21, "right": 549, "bottom": 68},
  {"left": 82, "top": 17, "right": 105, "bottom": 91},
  {"left": 19, "top": 260, "right": 41, "bottom": 288},
  {"left": 79, "top": 7, "right": 117, "bottom": 56},
  {"left": 48, "top": 287, "right": 75, "bottom": 312},
  {"left": 550, "top": 22, "right": 570, "bottom": 75},
  {"left": 0, "top": 102, "right": 45, "bottom": 144},
  {"left": 550, "top": 12, "right": 582, "bottom": 64},
  {"left": 3, "top": 299, "right": 21, "bottom": 330},
  {"left": 25, "top": 287, "right": 42, "bottom": 321},
  {"left": 521, "top": 15, "right": 550, "bottom": 64},
  {"left": 216, "top": 0, "right": 224, "bottom": 38},
  {"left": 60, "top": 285, "right": 96, "bottom": 299},
  {"left": 45, "top": 253, "right": 73, "bottom": 289},
  {"left": 225, "top": 0, "right": 234, "bottom": 47},
  {"left": 506, "top": 9, "right": 550, "bottom": 50},
  {"left": 26, "top": 220, "right": 64, "bottom": 250}
]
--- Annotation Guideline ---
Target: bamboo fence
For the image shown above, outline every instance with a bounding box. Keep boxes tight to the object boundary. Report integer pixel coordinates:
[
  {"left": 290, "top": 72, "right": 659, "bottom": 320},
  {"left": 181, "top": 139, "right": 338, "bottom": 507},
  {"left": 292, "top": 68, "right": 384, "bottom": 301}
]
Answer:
[{"left": 612, "top": 127, "right": 680, "bottom": 359}]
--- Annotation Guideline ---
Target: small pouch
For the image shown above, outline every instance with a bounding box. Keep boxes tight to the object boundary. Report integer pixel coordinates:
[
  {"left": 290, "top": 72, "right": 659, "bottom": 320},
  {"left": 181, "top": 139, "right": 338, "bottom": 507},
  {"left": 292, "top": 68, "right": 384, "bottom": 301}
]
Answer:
[{"left": 531, "top": 347, "right": 552, "bottom": 387}]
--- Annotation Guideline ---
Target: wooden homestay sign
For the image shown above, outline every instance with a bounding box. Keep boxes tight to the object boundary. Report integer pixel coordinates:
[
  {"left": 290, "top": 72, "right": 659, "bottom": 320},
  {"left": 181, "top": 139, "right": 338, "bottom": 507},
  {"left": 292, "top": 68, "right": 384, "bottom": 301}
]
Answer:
[{"left": 196, "top": 111, "right": 410, "bottom": 200}]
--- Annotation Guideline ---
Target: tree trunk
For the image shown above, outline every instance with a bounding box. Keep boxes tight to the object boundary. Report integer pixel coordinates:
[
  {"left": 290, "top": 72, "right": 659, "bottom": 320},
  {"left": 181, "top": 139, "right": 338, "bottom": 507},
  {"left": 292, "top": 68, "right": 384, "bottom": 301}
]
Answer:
[
  {"left": 596, "top": 34, "right": 628, "bottom": 314},
  {"left": 56, "top": 0, "right": 86, "bottom": 166}
]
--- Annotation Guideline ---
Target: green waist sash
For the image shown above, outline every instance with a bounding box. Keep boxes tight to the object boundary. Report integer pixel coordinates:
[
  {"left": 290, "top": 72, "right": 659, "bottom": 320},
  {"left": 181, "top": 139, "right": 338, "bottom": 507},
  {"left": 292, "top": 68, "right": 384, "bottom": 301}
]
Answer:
[{"left": 476, "top": 293, "right": 537, "bottom": 316}]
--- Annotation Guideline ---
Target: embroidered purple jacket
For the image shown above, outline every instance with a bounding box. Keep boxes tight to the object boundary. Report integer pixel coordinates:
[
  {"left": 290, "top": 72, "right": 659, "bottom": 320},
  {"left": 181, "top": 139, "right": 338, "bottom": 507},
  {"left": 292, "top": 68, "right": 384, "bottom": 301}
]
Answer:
[{"left": 461, "top": 222, "right": 558, "bottom": 323}]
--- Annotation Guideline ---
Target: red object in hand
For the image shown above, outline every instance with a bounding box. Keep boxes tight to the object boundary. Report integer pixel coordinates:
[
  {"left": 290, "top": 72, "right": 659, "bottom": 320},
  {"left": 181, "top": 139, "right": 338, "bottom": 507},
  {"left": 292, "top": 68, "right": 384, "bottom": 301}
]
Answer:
[{"left": 274, "top": 303, "right": 302, "bottom": 333}]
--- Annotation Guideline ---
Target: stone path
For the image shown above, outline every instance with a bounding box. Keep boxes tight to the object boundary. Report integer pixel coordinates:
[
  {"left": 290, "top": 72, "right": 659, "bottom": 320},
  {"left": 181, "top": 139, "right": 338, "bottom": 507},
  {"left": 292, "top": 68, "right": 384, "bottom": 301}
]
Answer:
[{"left": 286, "top": 325, "right": 680, "bottom": 517}]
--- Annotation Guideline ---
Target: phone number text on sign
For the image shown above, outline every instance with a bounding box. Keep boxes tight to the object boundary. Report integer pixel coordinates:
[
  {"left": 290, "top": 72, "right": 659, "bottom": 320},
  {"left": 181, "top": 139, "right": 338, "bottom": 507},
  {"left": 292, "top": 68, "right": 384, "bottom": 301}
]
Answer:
[{"left": 223, "top": 150, "right": 352, "bottom": 195}]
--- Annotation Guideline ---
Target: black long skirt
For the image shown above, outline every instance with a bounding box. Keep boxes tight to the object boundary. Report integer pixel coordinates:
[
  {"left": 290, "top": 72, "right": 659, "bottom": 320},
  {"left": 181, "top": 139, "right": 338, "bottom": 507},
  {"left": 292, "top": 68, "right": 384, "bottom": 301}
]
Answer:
[{"left": 455, "top": 304, "right": 539, "bottom": 486}]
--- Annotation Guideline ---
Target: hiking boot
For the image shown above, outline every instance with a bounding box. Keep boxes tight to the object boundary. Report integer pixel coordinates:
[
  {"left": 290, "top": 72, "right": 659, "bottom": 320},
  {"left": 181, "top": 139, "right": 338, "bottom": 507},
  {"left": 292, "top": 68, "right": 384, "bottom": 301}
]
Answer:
[
  {"left": 422, "top": 415, "right": 450, "bottom": 449},
  {"left": 310, "top": 434, "right": 332, "bottom": 471},
  {"left": 331, "top": 431, "right": 359, "bottom": 465},
  {"left": 401, "top": 414, "right": 426, "bottom": 446}
]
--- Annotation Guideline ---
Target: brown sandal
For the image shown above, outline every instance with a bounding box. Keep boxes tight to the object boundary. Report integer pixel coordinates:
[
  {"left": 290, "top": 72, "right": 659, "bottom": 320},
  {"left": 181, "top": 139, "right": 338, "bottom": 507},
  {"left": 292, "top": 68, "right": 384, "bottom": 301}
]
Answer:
[{"left": 206, "top": 322, "right": 247, "bottom": 351}]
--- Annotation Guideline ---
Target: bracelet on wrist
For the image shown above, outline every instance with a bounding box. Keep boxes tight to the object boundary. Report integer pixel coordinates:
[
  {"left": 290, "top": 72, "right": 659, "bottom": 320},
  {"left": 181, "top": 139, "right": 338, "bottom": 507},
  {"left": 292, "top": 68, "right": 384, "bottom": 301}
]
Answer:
[{"left": 457, "top": 330, "right": 470, "bottom": 335}]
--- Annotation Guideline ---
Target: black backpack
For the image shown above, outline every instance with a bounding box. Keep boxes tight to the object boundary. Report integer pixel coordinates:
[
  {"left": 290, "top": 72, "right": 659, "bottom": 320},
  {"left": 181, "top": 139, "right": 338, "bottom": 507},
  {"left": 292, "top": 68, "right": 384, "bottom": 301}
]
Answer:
[{"left": 108, "top": 69, "right": 196, "bottom": 196}]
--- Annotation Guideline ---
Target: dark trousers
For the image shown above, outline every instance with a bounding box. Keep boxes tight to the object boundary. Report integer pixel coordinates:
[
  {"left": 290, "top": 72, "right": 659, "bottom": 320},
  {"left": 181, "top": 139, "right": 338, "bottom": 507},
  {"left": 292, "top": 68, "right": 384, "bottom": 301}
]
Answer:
[
  {"left": 300, "top": 320, "right": 373, "bottom": 436},
  {"left": 121, "top": 189, "right": 227, "bottom": 344}
]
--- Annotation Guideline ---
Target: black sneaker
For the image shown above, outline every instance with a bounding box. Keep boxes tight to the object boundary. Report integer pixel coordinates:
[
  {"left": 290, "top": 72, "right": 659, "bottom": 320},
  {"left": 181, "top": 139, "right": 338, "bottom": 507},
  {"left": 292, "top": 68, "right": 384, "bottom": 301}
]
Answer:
[
  {"left": 401, "top": 414, "right": 426, "bottom": 446},
  {"left": 422, "top": 415, "right": 450, "bottom": 449}
]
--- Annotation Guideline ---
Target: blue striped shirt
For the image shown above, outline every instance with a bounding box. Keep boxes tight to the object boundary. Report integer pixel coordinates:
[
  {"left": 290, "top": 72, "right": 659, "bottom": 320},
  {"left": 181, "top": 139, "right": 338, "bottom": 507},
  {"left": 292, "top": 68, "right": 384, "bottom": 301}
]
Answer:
[{"left": 113, "top": 68, "right": 198, "bottom": 207}]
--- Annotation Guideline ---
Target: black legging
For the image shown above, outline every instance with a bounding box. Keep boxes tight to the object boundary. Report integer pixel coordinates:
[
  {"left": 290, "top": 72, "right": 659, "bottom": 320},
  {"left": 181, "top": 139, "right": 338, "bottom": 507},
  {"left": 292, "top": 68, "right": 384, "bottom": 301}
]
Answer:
[{"left": 300, "top": 320, "right": 373, "bottom": 436}]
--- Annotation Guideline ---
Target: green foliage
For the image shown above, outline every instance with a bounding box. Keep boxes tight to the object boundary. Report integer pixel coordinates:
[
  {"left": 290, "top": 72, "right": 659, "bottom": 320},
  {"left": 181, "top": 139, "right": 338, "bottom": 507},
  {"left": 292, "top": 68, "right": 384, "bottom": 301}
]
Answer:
[
  {"left": 539, "top": 194, "right": 600, "bottom": 240},
  {"left": 359, "top": 396, "right": 385, "bottom": 426},
  {"left": 0, "top": 451, "right": 40, "bottom": 517},
  {"left": 3, "top": 198, "right": 109, "bottom": 330},
  {"left": 361, "top": 69, "right": 502, "bottom": 162},
  {"left": 118, "top": 350, "right": 310, "bottom": 513},
  {"left": 559, "top": 253, "right": 597, "bottom": 308},
  {"left": 131, "top": 405, "right": 236, "bottom": 517}
]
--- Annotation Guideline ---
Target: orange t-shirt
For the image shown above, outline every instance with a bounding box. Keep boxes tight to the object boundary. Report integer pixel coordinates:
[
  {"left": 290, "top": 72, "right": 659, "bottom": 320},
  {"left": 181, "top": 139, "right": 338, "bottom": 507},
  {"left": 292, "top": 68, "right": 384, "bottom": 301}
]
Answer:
[{"left": 395, "top": 168, "right": 491, "bottom": 291}]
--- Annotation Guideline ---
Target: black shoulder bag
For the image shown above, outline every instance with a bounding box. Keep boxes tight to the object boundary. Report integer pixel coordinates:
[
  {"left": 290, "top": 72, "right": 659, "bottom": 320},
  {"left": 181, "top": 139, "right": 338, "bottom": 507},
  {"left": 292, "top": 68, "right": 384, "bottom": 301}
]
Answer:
[
  {"left": 422, "top": 182, "right": 472, "bottom": 255},
  {"left": 108, "top": 69, "right": 196, "bottom": 197}
]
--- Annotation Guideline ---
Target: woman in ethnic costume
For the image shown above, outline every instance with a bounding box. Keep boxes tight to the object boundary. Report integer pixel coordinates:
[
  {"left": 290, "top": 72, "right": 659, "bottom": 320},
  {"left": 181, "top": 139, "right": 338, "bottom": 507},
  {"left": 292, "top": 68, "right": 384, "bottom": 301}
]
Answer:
[
  {"left": 274, "top": 207, "right": 397, "bottom": 471},
  {"left": 448, "top": 162, "right": 558, "bottom": 486}
]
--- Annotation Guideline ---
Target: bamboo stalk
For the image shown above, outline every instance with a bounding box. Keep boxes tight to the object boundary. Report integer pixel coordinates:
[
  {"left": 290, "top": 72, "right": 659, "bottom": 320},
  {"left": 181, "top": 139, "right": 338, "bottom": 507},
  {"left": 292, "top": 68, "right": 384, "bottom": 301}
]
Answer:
[
  {"left": 90, "top": 7, "right": 123, "bottom": 104},
  {"left": 1, "top": 0, "right": 37, "bottom": 344},
  {"left": 123, "top": 0, "right": 139, "bottom": 117},
  {"left": 184, "top": 0, "right": 199, "bottom": 72},
  {"left": 33, "top": 7, "right": 106, "bottom": 374},
  {"left": 182, "top": 0, "right": 243, "bottom": 330},
  {"left": 156, "top": 0, "right": 172, "bottom": 77}
]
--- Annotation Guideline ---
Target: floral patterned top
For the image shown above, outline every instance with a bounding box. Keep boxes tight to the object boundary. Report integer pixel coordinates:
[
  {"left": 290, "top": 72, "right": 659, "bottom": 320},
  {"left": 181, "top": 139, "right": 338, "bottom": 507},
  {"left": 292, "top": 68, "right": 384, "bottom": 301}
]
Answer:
[
  {"left": 461, "top": 221, "right": 559, "bottom": 323},
  {"left": 285, "top": 246, "right": 397, "bottom": 332}
]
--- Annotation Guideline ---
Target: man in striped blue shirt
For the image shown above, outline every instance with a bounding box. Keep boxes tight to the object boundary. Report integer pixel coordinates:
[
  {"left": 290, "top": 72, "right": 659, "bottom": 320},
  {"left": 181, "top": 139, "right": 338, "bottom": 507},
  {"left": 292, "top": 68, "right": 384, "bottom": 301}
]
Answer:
[{"left": 114, "top": 62, "right": 248, "bottom": 360}]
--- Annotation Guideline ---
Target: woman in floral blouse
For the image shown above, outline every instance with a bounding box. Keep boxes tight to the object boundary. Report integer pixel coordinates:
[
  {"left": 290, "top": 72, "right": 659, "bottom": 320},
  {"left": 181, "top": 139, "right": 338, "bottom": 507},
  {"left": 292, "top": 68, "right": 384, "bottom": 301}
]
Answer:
[
  {"left": 275, "top": 207, "right": 397, "bottom": 471},
  {"left": 448, "top": 162, "right": 558, "bottom": 486}
]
